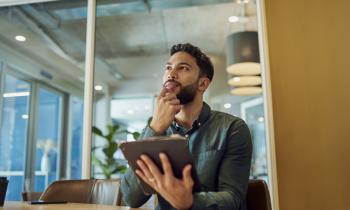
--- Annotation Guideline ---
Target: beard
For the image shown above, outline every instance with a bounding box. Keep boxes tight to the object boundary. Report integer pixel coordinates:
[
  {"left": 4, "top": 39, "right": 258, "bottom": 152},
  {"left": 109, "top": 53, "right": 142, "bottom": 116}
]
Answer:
[
  {"left": 177, "top": 81, "right": 198, "bottom": 104},
  {"left": 163, "top": 79, "right": 199, "bottom": 105}
]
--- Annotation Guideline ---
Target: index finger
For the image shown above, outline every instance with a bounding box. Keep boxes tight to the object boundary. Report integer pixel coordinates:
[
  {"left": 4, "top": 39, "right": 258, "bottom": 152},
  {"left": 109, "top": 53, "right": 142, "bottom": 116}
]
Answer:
[{"left": 158, "top": 87, "right": 167, "bottom": 98}]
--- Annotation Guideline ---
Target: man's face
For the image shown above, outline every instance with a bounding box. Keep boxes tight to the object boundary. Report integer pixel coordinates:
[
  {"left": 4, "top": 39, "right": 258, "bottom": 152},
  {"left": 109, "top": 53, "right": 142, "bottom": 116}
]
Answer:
[{"left": 162, "top": 52, "right": 201, "bottom": 104}]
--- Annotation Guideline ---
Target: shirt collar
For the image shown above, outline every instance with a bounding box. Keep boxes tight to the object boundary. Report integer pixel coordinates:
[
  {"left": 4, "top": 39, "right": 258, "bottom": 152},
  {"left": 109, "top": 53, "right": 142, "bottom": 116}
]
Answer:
[
  {"left": 196, "top": 102, "right": 211, "bottom": 126},
  {"left": 172, "top": 102, "right": 211, "bottom": 129}
]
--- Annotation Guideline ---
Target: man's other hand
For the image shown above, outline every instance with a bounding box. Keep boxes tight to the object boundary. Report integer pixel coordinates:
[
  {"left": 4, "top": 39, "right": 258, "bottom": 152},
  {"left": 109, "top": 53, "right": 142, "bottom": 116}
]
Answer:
[
  {"left": 150, "top": 88, "right": 181, "bottom": 134},
  {"left": 135, "top": 153, "right": 194, "bottom": 210}
]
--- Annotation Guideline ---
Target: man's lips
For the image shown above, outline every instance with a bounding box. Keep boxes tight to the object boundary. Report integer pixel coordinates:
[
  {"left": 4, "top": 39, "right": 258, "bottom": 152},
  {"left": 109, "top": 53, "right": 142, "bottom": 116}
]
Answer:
[{"left": 163, "top": 80, "right": 181, "bottom": 91}]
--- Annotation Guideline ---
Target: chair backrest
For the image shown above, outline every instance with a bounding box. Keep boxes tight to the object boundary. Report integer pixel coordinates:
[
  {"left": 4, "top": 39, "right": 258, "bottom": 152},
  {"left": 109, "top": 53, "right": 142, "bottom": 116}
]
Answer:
[
  {"left": 21, "top": 192, "right": 42, "bottom": 201},
  {"left": 39, "top": 179, "right": 121, "bottom": 205},
  {"left": 39, "top": 179, "right": 94, "bottom": 203},
  {"left": 90, "top": 179, "right": 120, "bottom": 205},
  {"left": 246, "top": 179, "right": 272, "bottom": 210}
]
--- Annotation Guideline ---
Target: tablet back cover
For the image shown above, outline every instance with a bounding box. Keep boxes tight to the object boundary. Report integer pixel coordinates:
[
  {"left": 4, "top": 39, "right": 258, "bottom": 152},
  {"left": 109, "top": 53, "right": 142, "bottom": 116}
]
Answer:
[{"left": 120, "top": 136, "right": 201, "bottom": 194}]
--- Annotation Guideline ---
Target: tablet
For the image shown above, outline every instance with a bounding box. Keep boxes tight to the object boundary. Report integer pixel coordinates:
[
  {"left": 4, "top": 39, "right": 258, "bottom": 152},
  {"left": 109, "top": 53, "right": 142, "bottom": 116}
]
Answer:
[{"left": 120, "top": 136, "right": 201, "bottom": 195}]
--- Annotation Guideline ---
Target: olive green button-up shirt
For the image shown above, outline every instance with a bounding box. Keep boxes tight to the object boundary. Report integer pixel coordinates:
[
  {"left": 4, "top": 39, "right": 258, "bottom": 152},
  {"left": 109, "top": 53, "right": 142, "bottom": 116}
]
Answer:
[{"left": 121, "top": 102, "right": 252, "bottom": 210}]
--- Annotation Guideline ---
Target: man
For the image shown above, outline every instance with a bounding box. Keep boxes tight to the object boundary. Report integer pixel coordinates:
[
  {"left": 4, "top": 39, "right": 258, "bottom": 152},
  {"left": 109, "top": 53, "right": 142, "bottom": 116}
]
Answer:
[{"left": 121, "top": 43, "right": 252, "bottom": 210}]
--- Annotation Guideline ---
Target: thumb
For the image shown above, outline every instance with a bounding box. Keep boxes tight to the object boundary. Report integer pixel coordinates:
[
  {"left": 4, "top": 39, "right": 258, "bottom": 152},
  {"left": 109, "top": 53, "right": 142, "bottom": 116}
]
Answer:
[{"left": 182, "top": 164, "right": 194, "bottom": 188}]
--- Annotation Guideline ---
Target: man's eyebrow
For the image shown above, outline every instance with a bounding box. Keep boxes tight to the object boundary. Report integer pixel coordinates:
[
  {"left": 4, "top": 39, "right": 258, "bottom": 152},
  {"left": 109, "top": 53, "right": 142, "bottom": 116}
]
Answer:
[
  {"left": 178, "top": 62, "right": 192, "bottom": 67},
  {"left": 165, "top": 62, "right": 192, "bottom": 67},
  {"left": 165, "top": 62, "right": 192, "bottom": 68}
]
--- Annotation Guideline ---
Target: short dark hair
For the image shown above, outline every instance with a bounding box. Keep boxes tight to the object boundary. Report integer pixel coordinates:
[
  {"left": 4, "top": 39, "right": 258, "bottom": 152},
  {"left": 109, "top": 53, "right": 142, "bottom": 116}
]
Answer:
[{"left": 170, "top": 43, "right": 214, "bottom": 81}]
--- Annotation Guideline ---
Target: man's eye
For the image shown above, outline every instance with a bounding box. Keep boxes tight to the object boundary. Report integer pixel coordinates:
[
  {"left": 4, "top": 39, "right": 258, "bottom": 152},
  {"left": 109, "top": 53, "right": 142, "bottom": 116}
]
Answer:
[
  {"left": 181, "top": 66, "right": 189, "bottom": 70},
  {"left": 165, "top": 66, "right": 172, "bottom": 70}
]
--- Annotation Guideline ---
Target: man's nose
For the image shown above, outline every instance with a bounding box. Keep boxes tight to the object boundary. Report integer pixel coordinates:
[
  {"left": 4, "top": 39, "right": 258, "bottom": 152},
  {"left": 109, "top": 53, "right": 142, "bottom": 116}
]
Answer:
[{"left": 167, "top": 68, "right": 178, "bottom": 79}]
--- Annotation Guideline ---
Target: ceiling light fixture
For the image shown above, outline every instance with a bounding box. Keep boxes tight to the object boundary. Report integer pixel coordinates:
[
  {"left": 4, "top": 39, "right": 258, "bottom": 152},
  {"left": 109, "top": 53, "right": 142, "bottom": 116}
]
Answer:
[
  {"left": 230, "top": 87, "right": 262, "bottom": 95},
  {"left": 226, "top": 32, "right": 260, "bottom": 75},
  {"left": 228, "top": 16, "right": 249, "bottom": 24},
  {"left": 233, "top": 77, "right": 241, "bottom": 82},
  {"left": 228, "top": 16, "right": 239, "bottom": 23},
  {"left": 15, "top": 35, "right": 26, "bottom": 42},
  {"left": 228, "top": 76, "right": 261, "bottom": 86},
  {"left": 236, "top": 0, "right": 249, "bottom": 4},
  {"left": 226, "top": 31, "right": 262, "bottom": 96},
  {"left": 224, "top": 103, "right": 232, "bottom": 109},
  {"left": 94, "top": 85, "right": 103, "bottom": 91},
  {"left": 258, "top": 117, "right": 264, "bottom": 122},
  {"left": 3, "top": 91, "right": 30, "bottom": 98}
]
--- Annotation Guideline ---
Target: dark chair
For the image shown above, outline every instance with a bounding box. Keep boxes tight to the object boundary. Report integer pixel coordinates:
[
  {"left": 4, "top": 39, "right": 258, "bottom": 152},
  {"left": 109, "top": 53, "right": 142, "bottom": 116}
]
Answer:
[
  {"left": 21, "top": 191, "right": 43, "bottom": 201},
  {"left": 39, "top": 179, "right": 94, "bottom": 203},
  {"left": 246, "top": 179, "right": 272, "bottom": 210},
  {"left": 90, "top": 179, "right": 120, "bottom": 205},
  {"left": 39, "top": 179, "right": 121, "bottom": 205}
]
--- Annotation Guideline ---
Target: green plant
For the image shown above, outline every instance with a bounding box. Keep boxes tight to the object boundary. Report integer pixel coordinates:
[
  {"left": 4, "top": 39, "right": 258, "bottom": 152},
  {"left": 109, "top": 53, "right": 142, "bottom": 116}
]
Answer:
[{"left": 92, "top": 124, "right": 140, "bottom": 179}]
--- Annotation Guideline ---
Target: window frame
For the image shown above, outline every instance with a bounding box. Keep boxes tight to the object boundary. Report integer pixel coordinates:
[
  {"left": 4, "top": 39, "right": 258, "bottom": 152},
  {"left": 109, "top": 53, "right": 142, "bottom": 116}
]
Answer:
[
  {"left": 34, "top": 83, "right": 67, "bottom": 189},
  {"left": 0, "top": 62, "right": 69, "bottom": 192}
]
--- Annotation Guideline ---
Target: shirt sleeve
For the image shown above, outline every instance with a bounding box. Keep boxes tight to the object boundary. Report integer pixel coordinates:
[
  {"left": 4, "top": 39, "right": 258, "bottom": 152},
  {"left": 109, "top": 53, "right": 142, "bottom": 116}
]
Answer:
[
  {"left": 191, "top": 119, "right": 253, "bottom": 210},
  {"left": 120, "top": 124, "right": 162, "bottom": 207}
]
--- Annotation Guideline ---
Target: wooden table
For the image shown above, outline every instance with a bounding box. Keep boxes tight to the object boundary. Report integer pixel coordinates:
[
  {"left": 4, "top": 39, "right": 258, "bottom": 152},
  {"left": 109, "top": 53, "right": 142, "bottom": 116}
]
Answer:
[{"left": 0, "top": 202, "right": 151, "bottom": 210}]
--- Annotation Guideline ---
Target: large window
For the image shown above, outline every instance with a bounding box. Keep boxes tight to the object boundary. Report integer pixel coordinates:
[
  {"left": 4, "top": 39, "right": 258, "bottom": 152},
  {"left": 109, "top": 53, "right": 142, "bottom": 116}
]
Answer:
[
  {"left": 0, "top": 65, "right": 85, "bottom": 200},
  {"left": 0, "top": 73, "right": 31, "bottom": 200}
]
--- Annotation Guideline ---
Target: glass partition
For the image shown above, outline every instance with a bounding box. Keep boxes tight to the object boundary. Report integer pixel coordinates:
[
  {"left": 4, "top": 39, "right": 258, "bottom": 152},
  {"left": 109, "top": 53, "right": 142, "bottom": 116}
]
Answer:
[
  {"left": 92, "top": 0, "right": 267, "bottom": 170},
  {"left": 0, "top": 0, "right": 87, "bottom": 200},
  {"left": 91, "top": 1, "right": 269, "bottom": 208},
  {"left": 68, "top": 96, "right": 84, "bottom": 179},
  {"left": 34, "top": 87, "right": 63, "bottom": 192},
  {"left": 92, "top": 0, "right": 269, "bottom": 190},
  {"left": 0, "top": 73, "right": 31, "bottom": 200}
]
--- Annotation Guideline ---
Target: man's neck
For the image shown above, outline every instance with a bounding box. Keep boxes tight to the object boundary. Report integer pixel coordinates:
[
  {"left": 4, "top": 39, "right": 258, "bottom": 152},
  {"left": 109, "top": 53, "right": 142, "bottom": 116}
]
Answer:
[{"left": 175, "top": 96, "right": 203, "bottom": 129}]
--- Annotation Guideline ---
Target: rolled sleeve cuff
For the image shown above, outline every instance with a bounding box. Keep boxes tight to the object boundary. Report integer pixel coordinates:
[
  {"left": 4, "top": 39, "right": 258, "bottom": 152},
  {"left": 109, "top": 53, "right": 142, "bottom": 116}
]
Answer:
[{"left": 140, "top": 124, "right": 165, "bottom": 139}]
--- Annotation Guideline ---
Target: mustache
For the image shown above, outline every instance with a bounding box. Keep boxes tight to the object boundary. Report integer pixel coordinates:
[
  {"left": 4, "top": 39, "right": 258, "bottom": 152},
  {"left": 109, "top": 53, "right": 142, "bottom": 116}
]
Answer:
[{"left": 163, "top": 79, "right": 182, "bottom": 88}]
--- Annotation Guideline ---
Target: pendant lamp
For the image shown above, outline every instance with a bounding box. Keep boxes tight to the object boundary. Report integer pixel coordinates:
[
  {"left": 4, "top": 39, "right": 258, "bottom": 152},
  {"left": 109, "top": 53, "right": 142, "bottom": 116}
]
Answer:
[{"left": 226, "top": 31, "right": 262, "bottom": 96}]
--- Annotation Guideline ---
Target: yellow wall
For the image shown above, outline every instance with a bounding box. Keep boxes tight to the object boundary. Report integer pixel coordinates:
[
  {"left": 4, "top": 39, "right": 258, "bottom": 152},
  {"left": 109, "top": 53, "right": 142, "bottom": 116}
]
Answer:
[{"left": 264, "top": 0, "right": 350, "bottom": 210}]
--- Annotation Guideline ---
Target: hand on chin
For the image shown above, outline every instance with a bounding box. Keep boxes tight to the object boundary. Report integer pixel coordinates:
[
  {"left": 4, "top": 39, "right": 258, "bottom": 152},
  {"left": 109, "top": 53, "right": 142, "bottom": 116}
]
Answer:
[{"left": 175, "top": 105, "right": 182, "bottom": 114}]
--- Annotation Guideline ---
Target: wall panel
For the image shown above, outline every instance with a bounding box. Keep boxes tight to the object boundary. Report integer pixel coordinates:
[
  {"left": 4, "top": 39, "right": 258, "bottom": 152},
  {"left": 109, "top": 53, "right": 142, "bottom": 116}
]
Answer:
[{"left": 264, "top": 0, "right": 350, "bottom": 209}]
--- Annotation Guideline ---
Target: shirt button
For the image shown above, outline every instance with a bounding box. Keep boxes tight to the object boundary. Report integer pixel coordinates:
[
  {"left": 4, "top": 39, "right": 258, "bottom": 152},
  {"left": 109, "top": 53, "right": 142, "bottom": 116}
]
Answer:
[
  {"left": 185, "top": 134, "right": 189, "bottom": 138},
  {"left": 198, "top": 122, "right": 201, "bottom": 126}
]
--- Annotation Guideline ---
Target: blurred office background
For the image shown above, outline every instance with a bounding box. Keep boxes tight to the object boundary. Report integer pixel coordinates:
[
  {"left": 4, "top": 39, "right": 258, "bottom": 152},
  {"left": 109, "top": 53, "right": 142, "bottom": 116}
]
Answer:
[{"left": 0, "top": 0, "right": 269, "bottom": 201}]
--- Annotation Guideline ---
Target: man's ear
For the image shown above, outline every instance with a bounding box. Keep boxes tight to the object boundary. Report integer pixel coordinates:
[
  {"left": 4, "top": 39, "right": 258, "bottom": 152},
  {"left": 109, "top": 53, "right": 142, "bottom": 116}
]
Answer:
[{"left": 198, "top": 77, "right": 210, "bottom": 92}]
